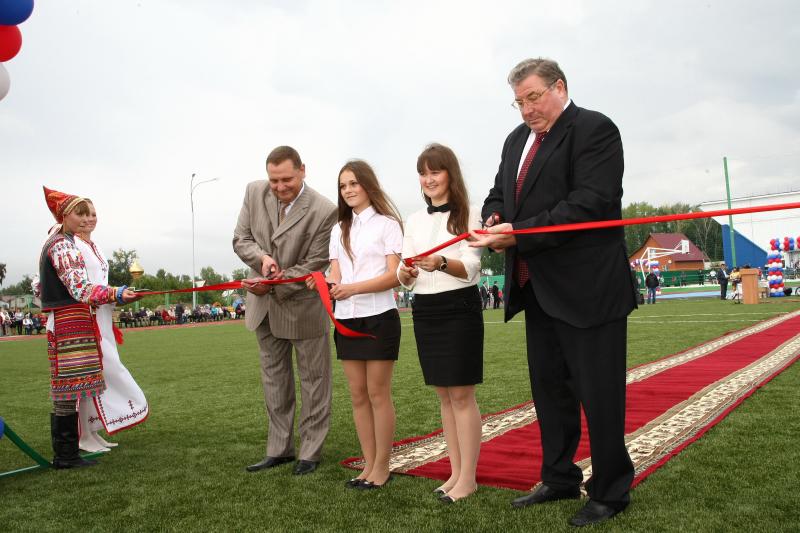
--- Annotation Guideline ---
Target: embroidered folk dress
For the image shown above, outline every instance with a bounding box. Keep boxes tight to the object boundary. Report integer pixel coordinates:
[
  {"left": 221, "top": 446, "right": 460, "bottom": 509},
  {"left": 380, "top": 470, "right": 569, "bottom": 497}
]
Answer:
[
  {"left": 39, "top": 232, "right": 113, "bottom": 400},
  {"left": 75, "top": 236, "right": 149, "bottom": 434}
]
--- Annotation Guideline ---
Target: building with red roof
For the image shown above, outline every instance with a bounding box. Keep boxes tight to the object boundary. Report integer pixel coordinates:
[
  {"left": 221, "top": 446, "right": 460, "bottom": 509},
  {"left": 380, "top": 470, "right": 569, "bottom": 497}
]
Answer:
[{"left": 628, "top": 233, "right": 709, "bottom": 271}]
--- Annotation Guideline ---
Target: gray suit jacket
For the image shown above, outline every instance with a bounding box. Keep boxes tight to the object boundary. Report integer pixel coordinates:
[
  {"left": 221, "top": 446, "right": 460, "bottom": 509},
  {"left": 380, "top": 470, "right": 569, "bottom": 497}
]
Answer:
[{"left": 233, "top": 181, "right": 337, "bottom": 338}]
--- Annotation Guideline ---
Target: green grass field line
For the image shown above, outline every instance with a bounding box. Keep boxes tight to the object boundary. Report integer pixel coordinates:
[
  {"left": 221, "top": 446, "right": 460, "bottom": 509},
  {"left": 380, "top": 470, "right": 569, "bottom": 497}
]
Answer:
[{"left": 1, "top": 298, "right": 798, "bottom": 532}]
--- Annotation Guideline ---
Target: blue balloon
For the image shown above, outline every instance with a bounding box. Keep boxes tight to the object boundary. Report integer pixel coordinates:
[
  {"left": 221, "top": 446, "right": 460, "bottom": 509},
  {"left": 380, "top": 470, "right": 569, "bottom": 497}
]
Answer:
[{"left": 0, "top": 0, "right": 34, "bottom": 26}]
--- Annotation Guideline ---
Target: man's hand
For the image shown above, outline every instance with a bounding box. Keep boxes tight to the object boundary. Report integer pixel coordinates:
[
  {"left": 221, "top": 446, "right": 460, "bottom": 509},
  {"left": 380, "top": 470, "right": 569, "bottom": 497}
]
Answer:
[
  {"left": 261, "top": 255, "right": 280, "bottom": 279},
  {"left": 398, "top": 262, "right": 419, "bottom": 286},
  {"left": 483, "top": 212, "right": 501, "bottom": 227},
  {"left": 242, "top": 278, "right": 271, "bottom": 296},
  {"left": 413, "top": 255, "right": 443, "bottom": 273},
  {"left": 469, "top": 222, "right": 517, "bottom": 252}
]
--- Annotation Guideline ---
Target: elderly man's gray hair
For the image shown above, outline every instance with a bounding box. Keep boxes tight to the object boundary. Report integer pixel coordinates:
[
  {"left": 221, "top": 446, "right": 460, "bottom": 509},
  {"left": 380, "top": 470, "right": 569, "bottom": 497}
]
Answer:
[{"left": 508, "top": 58, "right": 568, "bottom": 92}]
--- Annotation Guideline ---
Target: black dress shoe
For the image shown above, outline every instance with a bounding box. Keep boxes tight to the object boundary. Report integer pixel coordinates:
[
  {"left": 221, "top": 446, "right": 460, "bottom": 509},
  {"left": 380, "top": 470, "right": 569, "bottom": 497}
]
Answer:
[
  {"left": 569, "top": 500, "right": 624, "bottom": 527},
  {"left": 432, "top": 487, "right": 447, "bottom": 496},
  {"left": 292, "top": 460, "right": 319, "bottom": 475},
  {"left": 245, "top": 455, "right": 295, "bottom": 472},
  {"left": 345, "top": 477, "right": 366, "bottom": 488},
  {"left": 355, "top": 474, "right": 393, "bottom": 490},
  {"left": 511, "top": 484, "right": 581, "bottom": 508}
]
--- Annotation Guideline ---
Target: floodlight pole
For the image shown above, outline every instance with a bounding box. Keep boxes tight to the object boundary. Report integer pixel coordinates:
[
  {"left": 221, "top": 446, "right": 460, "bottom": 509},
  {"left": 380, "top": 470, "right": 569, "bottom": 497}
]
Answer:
[
  {"left": 723, "top": 156, "right": 737, "bottom": 267},
  {"left": 190, "top": 173, "right": 219, "bottom": 310}
]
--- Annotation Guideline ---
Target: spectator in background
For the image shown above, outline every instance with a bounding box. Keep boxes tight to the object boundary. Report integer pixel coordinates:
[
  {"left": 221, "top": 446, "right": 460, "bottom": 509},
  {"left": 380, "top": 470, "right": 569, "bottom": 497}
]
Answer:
[
  {"left": 491, "top": 281, "right": 500, "bottom": 309},
  {"left": 175, "top": 303, "right": 185, "bottom": 324},
  {"left": 480, "top": 282, "right": 489, "bottom": 310},
  {"left": 718, "top": 262, "right": 729, "bottom": 300},
  {"left": 645, "top": 269, "right": 659, "bottom": 304},
  {"left": 0, "top": 309, "right": 9, "bottom": 336},
  {"left": 15, "top": 309, "right": 24, "bottom": 335},
  {"left": 730, "top": 267, "right": 742, "bottom": 303},
  {"left": 23, "top": 313, "right": 33, "bottom": 335},
  {"left": 32, "top": 314, "right": 43, "bottom": 334}
]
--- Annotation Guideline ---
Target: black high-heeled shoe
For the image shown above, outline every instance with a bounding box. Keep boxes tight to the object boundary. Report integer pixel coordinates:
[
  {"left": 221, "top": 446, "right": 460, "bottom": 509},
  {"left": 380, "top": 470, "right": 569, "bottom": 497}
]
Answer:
[
  {"left": 345, "top": 478, "right": 366, "bottom": 488},
  {"left": 356, "top": 474, "right": 394, "bottom": 490},
  {"left": 439, "top": 487, "right": 477, "bottom": 504},
  {"left": 433, "top": 487, "right": 447, "bottom": 496}
]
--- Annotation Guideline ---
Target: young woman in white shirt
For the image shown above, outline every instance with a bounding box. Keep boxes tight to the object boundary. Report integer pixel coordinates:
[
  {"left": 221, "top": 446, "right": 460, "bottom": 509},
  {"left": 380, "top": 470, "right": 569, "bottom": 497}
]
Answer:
[
  {"left": 313, "top": 160, "right": 403, "bottom": 489},
  {"left": 398, "top": 143, "right": 484, "bottom": 503}
]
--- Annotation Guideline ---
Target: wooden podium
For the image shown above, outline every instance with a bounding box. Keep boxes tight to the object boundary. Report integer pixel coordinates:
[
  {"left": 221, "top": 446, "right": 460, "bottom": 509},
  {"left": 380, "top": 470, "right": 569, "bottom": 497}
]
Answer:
[{"left": 740, "top": 268, "right": 760, "bottom": 305}]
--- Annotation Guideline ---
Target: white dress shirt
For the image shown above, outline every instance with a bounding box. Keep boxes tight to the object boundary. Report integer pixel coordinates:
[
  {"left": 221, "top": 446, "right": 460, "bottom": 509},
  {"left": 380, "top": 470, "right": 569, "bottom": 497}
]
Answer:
[
  {"left": 329, "top": 206, "right": 403, "bottom": 319},
  {"left": 398, "top": 205, "right": 482, "bottom": 294},
  {"left": 517, "top": 98, "right": 573, "bottom": 177}
]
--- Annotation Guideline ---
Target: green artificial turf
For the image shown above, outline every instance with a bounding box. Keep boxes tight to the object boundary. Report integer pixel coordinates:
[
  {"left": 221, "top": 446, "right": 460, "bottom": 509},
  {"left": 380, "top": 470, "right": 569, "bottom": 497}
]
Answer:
[{"left": 1, "top": 298, "right": 798, "bottom": 532}]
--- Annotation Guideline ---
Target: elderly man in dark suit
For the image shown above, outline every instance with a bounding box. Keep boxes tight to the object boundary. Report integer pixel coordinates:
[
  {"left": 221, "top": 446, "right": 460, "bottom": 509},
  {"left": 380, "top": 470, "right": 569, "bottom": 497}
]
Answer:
[
  {"left": 233, "top": 145, "right": 337, "bottom": 476},
  {"left": 471, "top": 58, "right": 637, "bottom": 527}
]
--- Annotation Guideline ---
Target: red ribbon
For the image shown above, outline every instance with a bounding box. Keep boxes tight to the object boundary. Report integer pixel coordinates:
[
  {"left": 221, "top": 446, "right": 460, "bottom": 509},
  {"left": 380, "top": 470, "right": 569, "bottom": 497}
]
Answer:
[
  {"left": 404, "top": 201, "right": 800, "bottom": 265},
  {"left": 133, "top": 271, "right": 374, "bottom": 339},
  {"left": 130, "top": 201, "right": 800, "bottom": 337}
]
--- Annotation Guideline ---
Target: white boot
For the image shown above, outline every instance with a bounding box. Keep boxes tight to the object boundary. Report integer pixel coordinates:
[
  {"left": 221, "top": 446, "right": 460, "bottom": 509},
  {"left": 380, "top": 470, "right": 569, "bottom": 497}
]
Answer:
[
  {"left": 79, "top": 431, "right": 110, "bottom": 453},
  {"left": 95, "top": 433, "right": 118, "bottom": 448}
]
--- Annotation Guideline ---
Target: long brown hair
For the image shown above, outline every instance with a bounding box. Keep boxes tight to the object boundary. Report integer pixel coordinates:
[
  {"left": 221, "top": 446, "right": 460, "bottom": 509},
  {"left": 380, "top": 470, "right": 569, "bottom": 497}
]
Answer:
[
  {"left": 416, "top": 143, "right": 469, "bottom": 235},
  {"left": 337, "top": 160, "right": 403, "bottom": 261}
]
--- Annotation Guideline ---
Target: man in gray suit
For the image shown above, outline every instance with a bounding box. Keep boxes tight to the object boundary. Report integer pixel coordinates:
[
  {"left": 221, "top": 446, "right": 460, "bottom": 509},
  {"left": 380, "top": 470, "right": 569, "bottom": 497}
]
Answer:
[{"left": 233, "top": 145, "right": 337, "bottom": 475}]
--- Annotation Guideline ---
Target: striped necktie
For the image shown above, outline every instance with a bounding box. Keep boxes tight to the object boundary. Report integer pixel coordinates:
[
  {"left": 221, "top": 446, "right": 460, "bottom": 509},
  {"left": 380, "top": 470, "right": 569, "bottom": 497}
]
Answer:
[
  {"left": 279, "top": 202, "right": 288, "bottom": 225},
  {"left": 515, "top": 131, "right": 546, "bottom": 287}
]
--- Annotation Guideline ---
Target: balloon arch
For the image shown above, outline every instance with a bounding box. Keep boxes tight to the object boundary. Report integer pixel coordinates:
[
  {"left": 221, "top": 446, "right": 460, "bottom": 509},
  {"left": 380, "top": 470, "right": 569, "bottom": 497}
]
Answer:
[{"left": 0, "top": 0, "right": 35, "bottom": 102}]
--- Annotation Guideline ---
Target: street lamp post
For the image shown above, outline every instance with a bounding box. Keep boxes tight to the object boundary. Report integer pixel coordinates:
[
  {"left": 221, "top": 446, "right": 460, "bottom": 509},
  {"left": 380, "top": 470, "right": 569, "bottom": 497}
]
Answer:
[{"left": 190, "top": 173, "right": 219, "bottom": 310}]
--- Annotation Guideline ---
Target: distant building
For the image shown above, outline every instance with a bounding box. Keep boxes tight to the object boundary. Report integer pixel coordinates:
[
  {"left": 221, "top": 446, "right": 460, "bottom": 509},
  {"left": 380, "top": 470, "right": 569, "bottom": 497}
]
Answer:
[
  {"left": 700, "top": 191, "right": 800, "bottom": 268},
  {"left": 628, "top": 233, "right": 709, "bottom": 271}
]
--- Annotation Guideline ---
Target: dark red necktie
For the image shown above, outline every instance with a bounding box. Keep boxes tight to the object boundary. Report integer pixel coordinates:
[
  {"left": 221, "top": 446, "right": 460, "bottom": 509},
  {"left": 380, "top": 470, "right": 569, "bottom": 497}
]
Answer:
[{"left": 515, "top": 131, "right": 545, "bottom": 287}]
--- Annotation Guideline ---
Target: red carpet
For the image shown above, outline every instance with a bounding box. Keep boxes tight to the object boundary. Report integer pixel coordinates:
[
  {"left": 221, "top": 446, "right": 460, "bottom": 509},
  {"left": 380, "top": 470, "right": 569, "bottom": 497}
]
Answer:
[{"left": 343, "top": 310, "right": 800, "bottom": 491}]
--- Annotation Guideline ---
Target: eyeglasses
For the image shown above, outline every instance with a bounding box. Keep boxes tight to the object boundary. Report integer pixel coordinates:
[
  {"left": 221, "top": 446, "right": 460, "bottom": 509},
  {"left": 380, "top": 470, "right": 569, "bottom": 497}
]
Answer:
[{"left": 511, "top": 82, "right": 557, "bottom": 110}]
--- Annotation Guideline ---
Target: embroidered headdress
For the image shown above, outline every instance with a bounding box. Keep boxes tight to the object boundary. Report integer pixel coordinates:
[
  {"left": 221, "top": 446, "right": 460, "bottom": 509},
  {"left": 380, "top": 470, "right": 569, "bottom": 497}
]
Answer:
[{"left": 43, "top": 186, "right": 85, "bottom": 223}]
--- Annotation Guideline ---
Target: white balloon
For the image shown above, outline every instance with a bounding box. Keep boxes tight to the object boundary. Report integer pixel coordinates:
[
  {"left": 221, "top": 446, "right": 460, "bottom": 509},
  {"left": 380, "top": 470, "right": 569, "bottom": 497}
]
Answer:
[{"left": 0, "top": 63, "right": 9, "bottom": 101}]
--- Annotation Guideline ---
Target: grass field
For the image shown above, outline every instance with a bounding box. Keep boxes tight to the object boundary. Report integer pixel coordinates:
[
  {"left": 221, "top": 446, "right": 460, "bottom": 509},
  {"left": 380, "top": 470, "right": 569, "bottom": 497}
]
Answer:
[{"left": 1, "top": 298, "right": 799, "bottom": 532}]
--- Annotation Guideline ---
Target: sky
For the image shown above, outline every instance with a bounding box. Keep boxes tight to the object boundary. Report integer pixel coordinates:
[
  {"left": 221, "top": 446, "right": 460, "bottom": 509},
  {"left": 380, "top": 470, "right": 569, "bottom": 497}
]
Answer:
[{"left": 1, "top": 0, "right": 799, "bottom": 286}]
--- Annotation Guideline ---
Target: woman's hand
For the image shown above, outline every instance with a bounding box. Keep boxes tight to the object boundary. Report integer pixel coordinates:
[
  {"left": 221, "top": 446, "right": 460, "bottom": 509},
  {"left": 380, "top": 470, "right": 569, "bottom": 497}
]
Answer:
[
  {"left": 413, "top": 255, "right": 443, "bottom": 273},
  {"left": 329, "top": 283, "right": 358, "bottom": 301},
  {"left": 306, "top": 275, "right": 338, "bottom": 291},
  {"left": 398, "top": 262, "right": 419, "bottom": 285},
  {"left": 120, "top": 289, "right": 142, "bottom": 303}
]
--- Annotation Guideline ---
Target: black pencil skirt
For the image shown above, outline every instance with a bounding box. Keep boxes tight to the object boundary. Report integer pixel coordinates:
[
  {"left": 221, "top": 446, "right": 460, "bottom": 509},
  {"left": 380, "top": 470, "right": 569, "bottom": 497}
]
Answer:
[
  {"left": 412, "top": 286, "right": 484, "bottom": 386},
  {"left": 334, "top": 308, "right": 401, "bottom": 361}
]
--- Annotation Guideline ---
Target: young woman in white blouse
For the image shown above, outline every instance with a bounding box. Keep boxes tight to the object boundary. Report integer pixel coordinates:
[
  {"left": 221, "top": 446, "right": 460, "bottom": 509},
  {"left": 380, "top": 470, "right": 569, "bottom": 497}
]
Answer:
[
  {"left": 398, "top": 143, "right": 484, "bottom": 503},
  {"left": 312, "top": 160, "right": 403, "bottom": 489}
]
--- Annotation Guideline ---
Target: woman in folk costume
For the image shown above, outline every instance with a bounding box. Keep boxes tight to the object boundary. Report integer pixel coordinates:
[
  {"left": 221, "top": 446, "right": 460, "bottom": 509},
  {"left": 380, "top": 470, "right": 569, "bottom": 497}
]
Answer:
[
  {"left": 37, "top": 186, "right": 140, "bottom": 468},
  {"left": 75, "top": 199, "right": 149, "bottom": 453}
]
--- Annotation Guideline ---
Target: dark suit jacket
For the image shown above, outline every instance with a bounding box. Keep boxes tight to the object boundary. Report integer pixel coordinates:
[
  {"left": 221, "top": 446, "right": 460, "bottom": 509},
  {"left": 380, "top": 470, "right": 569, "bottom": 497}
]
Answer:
[{"left": 482, "top": 102, "right": 637, "bottom": 328}]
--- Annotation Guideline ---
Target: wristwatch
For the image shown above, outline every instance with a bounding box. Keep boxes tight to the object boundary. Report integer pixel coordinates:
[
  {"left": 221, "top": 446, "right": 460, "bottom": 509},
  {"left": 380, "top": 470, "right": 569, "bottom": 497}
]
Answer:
[{"left": 438, "top": 256, "right": 448, "bottom": 271}]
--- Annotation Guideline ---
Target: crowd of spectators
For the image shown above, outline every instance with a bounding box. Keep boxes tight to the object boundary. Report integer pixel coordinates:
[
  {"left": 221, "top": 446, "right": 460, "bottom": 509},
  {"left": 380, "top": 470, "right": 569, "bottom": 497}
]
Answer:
[
  {"left": 0, "top": 309, "right": 46, "bottom": 336},
  {"left": 116, "top": 302, "right": 246, "bottom": 328}
]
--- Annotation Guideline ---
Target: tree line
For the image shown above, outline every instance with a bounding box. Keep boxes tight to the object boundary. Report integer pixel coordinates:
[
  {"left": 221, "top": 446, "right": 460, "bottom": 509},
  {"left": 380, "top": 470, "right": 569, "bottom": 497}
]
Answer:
[{"left": 622, "top": 202, "right": 723, "bottom": 261}]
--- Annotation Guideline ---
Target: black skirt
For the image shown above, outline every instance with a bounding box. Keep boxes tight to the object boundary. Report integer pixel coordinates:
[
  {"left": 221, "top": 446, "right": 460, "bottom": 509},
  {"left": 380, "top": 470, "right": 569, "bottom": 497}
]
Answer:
[
  {"left": 412, "top": 286, "right": 484, "bottom": 386},
  {"left": 334, "top": 308, "right": 401, "bottom": 361}
]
